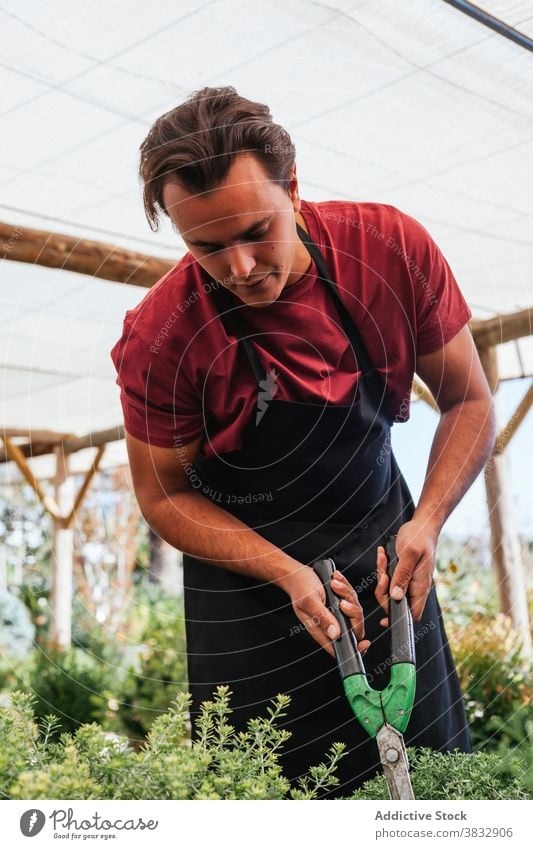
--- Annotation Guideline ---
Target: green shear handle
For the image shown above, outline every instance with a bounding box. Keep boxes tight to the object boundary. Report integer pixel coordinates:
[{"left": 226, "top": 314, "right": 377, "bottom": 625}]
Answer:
[{"left": 313, "top": 534, "right": 416, "bottom": 738}]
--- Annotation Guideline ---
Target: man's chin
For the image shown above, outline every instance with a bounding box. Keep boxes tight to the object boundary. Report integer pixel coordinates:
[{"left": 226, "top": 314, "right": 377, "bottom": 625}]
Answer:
[{"left": 236, "top": 278, "right": 284, "bottom": 307}]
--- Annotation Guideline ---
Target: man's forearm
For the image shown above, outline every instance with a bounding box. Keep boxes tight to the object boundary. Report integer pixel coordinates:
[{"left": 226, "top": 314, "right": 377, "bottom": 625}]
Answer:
[
  {"left": 141, "top": 489, "right": 304, "bottom": 592},
  {"left": 413, "top": 398, "right": 495, "bottom": 531}
]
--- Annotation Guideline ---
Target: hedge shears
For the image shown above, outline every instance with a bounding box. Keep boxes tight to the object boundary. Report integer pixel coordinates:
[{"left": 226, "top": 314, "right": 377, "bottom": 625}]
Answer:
[{"left": 313, "top": 535, "right": 416, "bottom": 799}]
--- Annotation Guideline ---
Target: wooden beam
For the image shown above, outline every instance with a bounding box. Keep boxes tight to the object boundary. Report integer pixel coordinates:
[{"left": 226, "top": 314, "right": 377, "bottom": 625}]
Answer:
[
  {"left": 1, "top": 435, "right": 62, "bottom": 518},
  {"left": 0, "top": 220, "right": 174, "bottom": 288},
  {"left": 412, "top": 378, "right": 439, "bottom": 411},
  {"left": 471, "top": 308, "right": 531, "bottom": 349},
  {"left": 0, "top": 424, "right": 125, "bottom": 464},
  {"left": 2, "top": 220, "right": 532, "bottom": 346},
  {"left": 2, "top": 428, "right": 74, "bottom": 442},
  {"left": 62, "top": 425, "right": 125, "bottom": 454},
  {"left": 495, "top": 381, "right": 533, "bottom": 454},
  {"left": 64, "top": 445, "right": 106, "bottom": 528}
]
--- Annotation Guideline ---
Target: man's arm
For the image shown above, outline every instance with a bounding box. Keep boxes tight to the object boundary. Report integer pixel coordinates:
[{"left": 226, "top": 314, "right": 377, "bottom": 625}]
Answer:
[
  {"left": 125, "top": 431, "right": 371, "bottom": 657},
  {"left": 375, "top": 325, "right": 496, "bottom": 622}
]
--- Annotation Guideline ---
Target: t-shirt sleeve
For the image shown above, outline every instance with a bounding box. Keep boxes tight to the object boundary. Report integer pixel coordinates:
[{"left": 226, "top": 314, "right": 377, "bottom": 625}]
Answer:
[
  {"left": 396, "top": 209, "right": 472, "bottom": 355},
  {"left": 110, "top": 321, "right": 204, "bottom": 448}
]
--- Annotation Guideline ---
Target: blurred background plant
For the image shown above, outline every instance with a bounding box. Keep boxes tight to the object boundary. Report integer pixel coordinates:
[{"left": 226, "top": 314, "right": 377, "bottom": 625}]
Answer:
[
  {"left": 0, "top": 582, "right": 187, "bottom": 742},
  {"left": 434, "top": 535, "right": 532, "bottom": 763},
  {"left": 0, "top": 475, "right": 185, "bottom": 743},
  {"left": 447, "top": 613, "right": 531, "bottom": 752}
]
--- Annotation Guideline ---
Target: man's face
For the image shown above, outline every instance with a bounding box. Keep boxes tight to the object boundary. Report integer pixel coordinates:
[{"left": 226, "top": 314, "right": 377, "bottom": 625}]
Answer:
[{"left": 161, "top": 153, "right": 310, "bottom": 308}]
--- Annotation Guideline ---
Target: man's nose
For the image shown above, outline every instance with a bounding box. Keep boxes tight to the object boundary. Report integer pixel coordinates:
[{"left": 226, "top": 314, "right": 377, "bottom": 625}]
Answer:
[{"left": 227, "top": 245, "right": 256, "bottom": 282}]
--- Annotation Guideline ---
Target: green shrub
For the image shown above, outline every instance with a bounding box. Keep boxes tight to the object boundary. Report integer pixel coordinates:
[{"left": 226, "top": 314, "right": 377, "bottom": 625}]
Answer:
[
  {"left": 1, "top": 687, "right": 529, "bottom": 801},
  {"left": 2, "top": 687, "right": 344, "bottom": 800},
  {"left": 115, "top": 588, "right": 187, "bottom": 738},
  {"left": 447, "top": 613, "right": 531, "bottom": 751},
  {"left": 489, "top": 703, "right": 533, "bottom": 794},
  {"left": 351, "top": 747, "right": 529, "bottom": 800},
  {"left": 26, "top": 647, "right": 118, "bottom": 734},
  {"left": 0, "top": 585, "right": 188, "bottom": 740}
]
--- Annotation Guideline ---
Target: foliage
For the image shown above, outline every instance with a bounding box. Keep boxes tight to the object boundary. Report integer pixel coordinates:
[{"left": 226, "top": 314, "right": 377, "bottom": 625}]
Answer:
[
  {"left": 0, "top": 581, "right": 188, "bottom": 740},
  {"left": 489, "top": 703, "right": 533, "bottom": 794},
  {"left": 26, "top": 647, "right": 118, "bottom": 735},
  {"left": 351, "top": 747, "right": 530, "bottom": 800},
  {"left": 434, "top": 536, "right": 500, "bottom": 625},
  {"left": 68, "top": 583, "right": 188, "bottom": 738},
  {"left": 0, "top": 472, "right": 144, "bottom": 644},
  {"left": 0, "top": 589, "right": 35, "bottom": 657},
  {"left": 447, "top": 613, "right": 531, "bottom": 751},
  {"left": 115, "top": 586, "right": 187, "bottom": 738},
  {"left": 1, "top": 687, "right": 344, "bottom": 800},
  {"left": 1, "top": 687, "right": 529, "bottom": 801},
  {"left": 17, "top": 581, "right": 50, "bottom": 642}
]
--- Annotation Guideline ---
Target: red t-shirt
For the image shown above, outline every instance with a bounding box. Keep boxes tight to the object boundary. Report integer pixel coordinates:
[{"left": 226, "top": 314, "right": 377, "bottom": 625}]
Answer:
[{"left": 110, "top": 199, "right": 471, "bottom": 458}]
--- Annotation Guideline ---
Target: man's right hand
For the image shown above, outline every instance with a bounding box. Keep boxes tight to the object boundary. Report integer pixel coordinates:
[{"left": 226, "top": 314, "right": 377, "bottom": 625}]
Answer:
[{"left": 281, "top": 566, "right": 371, "bottom": 658}]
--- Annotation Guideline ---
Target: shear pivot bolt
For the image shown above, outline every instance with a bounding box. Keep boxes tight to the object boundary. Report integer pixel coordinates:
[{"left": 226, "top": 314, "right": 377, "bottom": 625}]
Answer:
[{"left": 385, "top": 748, "right": 399, "bottom": 763}]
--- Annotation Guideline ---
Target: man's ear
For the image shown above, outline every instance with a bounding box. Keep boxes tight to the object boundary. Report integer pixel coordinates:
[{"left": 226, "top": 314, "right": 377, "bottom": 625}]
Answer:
[{"left": 288, "top": 162, "right": 300, "bottom": 211}]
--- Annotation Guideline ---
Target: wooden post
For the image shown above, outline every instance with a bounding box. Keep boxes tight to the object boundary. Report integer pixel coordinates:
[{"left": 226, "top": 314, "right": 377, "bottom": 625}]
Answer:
[
  {"left": 50, "top": 447, "right": 75, "bottom": 650},
  {"left": 480, "top": 347, "right": 531, "bottom": 652}
]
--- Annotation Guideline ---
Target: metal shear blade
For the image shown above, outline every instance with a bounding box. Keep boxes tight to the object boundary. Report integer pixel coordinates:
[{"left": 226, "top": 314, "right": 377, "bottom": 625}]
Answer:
[{"left": 376, "top": 722, "right": 414, "bottom": 800}]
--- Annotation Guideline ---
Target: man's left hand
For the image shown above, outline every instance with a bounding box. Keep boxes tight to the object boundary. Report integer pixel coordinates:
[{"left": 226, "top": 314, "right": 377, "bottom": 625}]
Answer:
[{"left": 375, "top": 519, "right": 439, "bottom": 624}]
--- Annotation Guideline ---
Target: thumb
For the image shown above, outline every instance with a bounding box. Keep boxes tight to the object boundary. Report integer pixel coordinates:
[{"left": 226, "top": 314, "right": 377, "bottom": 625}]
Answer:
[
  {"left": 390, "top": 550, "right": 418, "bottom": 600},
  {"left": 323, "top": 607, "right": 340, "bottom": 640}
]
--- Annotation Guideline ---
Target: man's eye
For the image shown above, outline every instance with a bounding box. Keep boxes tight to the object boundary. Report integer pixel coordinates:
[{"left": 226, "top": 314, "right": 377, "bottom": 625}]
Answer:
[
  {"left": 199, "top": 229, "right": 268, "bottom": 254},
  {"left": 250, "top": 229, "right": 268, "bottom": 241}
]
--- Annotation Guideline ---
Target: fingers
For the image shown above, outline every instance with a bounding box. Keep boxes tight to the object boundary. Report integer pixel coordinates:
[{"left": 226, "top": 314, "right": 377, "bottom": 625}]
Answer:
[
  {"left": 330, "top": 570, "right": 365, "bottom": 642},
  {"left": 303, "top": 611, "right": 371, "bottom": 658},
  {"left": 391, "top": 544, "right": 433, "bottom": 621},
  {"left": 375, "top": 528, "right": 437, "bottom": 627},
  {"left": 329, "top": 572, "right": 371, "bottom": 655},
  {"left": 301, "top": 609, "right": 337, "bottom": 657},
  {"left": 298, "top": 569, "right": 371, "bottom": 658},
  {"left": 408, "top": 575, "right": 433, "bottom": 621},
  {"left": 375, "top": 545, "right": 389, "bottom": 613},
  {"left": 294, "top": 568, "right": 375, "bottom": 658},
  {"left": 389, "top": 541, "right": 423, "bottom": 601}
]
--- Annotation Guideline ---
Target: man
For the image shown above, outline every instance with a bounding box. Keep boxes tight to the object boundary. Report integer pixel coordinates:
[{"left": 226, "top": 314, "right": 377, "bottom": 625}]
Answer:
[{"left": 111, "top": 85, "right": 495, "bottom": 797}]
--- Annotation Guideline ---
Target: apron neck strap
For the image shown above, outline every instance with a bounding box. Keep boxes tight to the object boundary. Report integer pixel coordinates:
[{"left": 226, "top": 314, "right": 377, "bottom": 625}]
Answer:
[
  {"left": 210, "top": 223, "right": 386, "bottom": 409},
  {"left": 294, "top": 223, "right": 374, "bottom": 376}
]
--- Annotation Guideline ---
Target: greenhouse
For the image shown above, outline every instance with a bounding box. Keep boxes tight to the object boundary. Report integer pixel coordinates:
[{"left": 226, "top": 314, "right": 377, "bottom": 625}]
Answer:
[{"left": 0, "top": 0, "right": 531, "bottom": 816}]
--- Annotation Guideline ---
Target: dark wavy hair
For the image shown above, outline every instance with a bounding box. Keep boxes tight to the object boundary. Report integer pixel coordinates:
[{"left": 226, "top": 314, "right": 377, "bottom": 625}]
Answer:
[{"left": 139, "top": 86, "right": 296, "bottom": 231}]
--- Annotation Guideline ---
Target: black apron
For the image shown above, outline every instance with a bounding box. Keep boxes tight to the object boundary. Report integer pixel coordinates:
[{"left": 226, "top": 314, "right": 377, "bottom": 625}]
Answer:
[{"left": 183, "top": 224, "right": 471, "bottom": 798}]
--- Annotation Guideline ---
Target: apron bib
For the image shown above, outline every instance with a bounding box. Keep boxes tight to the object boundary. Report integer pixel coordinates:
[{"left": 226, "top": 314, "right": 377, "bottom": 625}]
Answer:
[{"left": 183, "top": 224, "right": 471, "bottom": 798}]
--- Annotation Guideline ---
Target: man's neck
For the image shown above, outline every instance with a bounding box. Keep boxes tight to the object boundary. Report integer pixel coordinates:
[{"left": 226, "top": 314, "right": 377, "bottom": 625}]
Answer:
[
  {"left": 295, "top": 209, "right": 309, "bottom": 235},
  {"left": 288, "top": 210, "right": 312, "bottom": 285}
]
